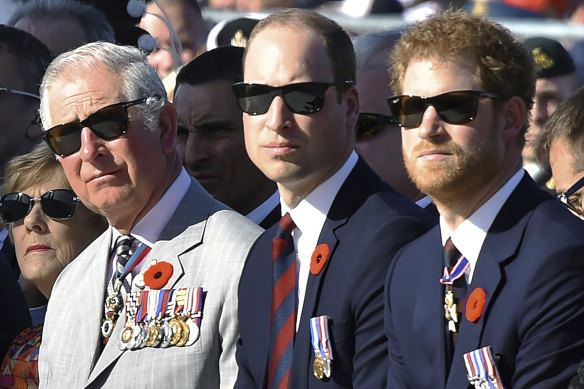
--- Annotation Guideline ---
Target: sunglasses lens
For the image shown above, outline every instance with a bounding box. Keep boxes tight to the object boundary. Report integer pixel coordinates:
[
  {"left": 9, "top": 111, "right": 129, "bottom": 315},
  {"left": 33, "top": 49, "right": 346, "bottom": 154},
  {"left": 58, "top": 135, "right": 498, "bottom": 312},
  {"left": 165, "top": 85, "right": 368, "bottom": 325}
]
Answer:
[
  {"left": 283, "top": 83, "right": 327, "bottom": 114},
  {"left": 86, "top": 105, "right": 129, "bottom": 139},
  {"left": 0, "top": 193, "right": 31, "bottom": 223},
  {"left": 434, "top": 92, "right": 477, "bottom": 124},
  {"left": 388, "top": 96, "right": 424, "bottom": 128},
  {"left": 233, "top": 84, "right": 272, "bottom": 115},
  {"left": 43, "top": 123, "right": 82, "bottom": 157},
  {"left": 41, "top": 190, "right": 78, "bottom": 219}
]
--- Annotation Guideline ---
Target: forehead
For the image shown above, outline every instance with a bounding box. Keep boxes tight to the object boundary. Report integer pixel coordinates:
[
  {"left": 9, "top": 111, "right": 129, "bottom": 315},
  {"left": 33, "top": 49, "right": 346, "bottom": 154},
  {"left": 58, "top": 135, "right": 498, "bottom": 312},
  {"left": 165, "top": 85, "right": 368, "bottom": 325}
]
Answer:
[
  {"left": 244, "top": 26, "right": 333, "bottom": 83},
  {"left": 46, "top": 64, "right": 121, "bottom": 125},
  {"left": 402, "top": 58, "right": 477, "bottom": 95}
]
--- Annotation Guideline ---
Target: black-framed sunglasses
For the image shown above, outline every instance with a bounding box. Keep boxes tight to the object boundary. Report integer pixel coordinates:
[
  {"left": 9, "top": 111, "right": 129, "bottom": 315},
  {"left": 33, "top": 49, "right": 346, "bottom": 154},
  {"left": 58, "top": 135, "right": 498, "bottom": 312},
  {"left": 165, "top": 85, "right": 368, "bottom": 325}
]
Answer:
[
  {"left": 43, "top": 97, "right": 149, "bottom": 157},
  {"left": 0, "top": 189, "right": 80, "bottom": 223},
  {"left": 356, "top": 113, "right": 396, "bottom": 139},
  {"left": 556, "top": 176, "right": 584, "bottom": 215},
  {"left": 0, "top": 87, "right": 40, "bottom": 100},
  {"left": 387, "top": 90, "right": 504, "bottom": 128},
  {"left": 232, "top": 81, "right": 353, "bottom": 115}
]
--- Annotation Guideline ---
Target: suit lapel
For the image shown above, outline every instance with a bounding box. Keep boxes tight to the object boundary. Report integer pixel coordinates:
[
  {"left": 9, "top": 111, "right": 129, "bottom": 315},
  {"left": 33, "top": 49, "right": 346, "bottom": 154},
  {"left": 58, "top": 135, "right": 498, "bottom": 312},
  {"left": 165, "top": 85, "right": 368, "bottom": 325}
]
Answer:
[
  {"left": 446, "top": 175, "right": 547, "bottom": 388},
  {"left": 87, "top": 179, "right": 214, "bottom": 385}
]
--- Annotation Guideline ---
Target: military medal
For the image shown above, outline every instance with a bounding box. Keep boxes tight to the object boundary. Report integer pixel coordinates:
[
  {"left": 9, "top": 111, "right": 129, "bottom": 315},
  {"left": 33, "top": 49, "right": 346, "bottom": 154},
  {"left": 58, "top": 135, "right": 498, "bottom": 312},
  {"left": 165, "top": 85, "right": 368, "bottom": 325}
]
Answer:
[
  {"left": 183, "top": 287, "right": 204, "bottom": 346},
  {"left": 440, "top": 256, "right": 469, "bottom": 333},
  {"left": 464, "top": 346, "right": 504, "bottom": 389},
  {"left": 310, "top": 315, "right": 333, "bottom": 380},
  {"left": 102, "top": 242, "right": 152, "bottom": 341}
]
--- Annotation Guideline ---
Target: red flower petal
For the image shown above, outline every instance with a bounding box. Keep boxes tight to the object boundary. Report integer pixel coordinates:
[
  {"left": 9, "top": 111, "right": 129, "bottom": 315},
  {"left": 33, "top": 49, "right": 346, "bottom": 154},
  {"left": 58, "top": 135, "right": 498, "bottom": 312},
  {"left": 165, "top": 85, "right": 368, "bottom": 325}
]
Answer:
[
  {"left": 310, "top": 244, "right": 330, "bottom": 275},
  {"left": 466, "top": 287, "right": 486, "bottom": 323},
  {"left": 144, "top": 261, "right": 174, "bottom": 289}
]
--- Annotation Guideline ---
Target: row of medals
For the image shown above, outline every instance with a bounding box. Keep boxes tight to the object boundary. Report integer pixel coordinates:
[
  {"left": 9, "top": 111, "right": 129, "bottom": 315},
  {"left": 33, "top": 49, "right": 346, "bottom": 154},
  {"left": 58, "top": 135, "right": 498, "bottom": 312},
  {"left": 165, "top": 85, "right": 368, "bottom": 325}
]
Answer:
[{"left": 119, "top": 315, "right": 200, "bottom": 350}]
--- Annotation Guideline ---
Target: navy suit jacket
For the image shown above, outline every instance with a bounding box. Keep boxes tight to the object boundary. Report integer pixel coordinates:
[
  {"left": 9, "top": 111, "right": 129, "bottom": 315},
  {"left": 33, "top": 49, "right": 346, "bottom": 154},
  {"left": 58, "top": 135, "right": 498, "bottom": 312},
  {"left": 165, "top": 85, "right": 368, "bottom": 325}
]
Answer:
[
  {"left": 385, "top": 174, "right": 584, "bottom": 388},
  {"left": 236, "top": 158, "right": 435, "bottom": 388}
]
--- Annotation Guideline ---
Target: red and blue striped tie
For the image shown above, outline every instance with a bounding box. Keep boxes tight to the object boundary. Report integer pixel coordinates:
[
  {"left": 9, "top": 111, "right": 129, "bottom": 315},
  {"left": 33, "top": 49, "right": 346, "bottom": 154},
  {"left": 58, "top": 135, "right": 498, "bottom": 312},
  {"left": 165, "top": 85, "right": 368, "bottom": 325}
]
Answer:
[{"left": 267, "top": 213, "right": 297, "bottom": 389}]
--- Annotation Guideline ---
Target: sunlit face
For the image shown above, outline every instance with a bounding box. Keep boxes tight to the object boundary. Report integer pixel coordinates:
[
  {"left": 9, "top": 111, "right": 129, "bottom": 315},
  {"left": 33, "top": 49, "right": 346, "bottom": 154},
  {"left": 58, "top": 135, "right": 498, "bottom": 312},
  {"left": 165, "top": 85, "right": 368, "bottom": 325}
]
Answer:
[
  {"left": 549, "top": 137, "right": 584, "bottom": 219},
  {"left": 400, "top": 58, "right": 505, "bottom": 203},
  {"left": 242, "top": 26, "right": 357, "bottom": 204},
  {"left": 0, "top": 45, "right": 40, "bottom": 176},
  {"left": 45, "top": 64, "right": 172, "bottom": 228},
  {"left": 11, "top": 176, "right": 104, "bottom": 297},
  {"left": 174, "top": 80, "right": 273, "bottom": 214},
  {"left": 140, "top": 2, "right": 205, "bottom": 79},
  {"left": 523, "top": 75, "right": 576, "bottom": 163}
]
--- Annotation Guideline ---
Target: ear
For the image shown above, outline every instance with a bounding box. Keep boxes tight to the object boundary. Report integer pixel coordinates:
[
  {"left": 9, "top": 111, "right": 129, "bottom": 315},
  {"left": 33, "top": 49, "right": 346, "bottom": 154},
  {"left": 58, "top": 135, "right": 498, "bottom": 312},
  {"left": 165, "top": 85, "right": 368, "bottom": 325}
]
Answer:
[
  {"left": 345, "top": 85, "right": 360, "bottom": 130},
  {"left": 500, "top": 96, "right": 526, "bottom": 142},
  {"left": 158, "top": 101, "right": 178, "bottom": 155}
]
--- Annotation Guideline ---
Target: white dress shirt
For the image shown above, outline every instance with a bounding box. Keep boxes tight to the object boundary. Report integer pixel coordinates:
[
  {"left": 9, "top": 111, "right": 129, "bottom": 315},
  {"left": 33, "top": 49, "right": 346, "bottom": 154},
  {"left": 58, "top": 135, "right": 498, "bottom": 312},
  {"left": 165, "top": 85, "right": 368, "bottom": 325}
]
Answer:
[
  {"left": 440, "top": 169, "right": 524, "bottom": 283},
  {"left": 281, "top": 151, "right": 358, "bottom": 330}
]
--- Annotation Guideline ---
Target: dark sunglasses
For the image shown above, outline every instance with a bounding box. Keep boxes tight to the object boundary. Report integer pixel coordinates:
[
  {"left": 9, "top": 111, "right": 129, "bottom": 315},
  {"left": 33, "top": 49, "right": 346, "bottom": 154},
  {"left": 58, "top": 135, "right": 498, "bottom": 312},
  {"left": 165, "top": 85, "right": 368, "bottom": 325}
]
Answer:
[
  {"left": 557, "top": 176, "right": 584, "bottom": 215},
  {"left": 43, "top": 97, "right": 149, "bottom": 157},
  {"left": 0, "top": 189, "right": 80, "bottom": 223},
  {"left": 232, "top": 81, "right": 353, "bottom": 115},
  {"left": 386, "top": 90, "right": 504, "bottom": 128},
  {"left": 355, "top": 113, "right": 396, "bottom": 139}
]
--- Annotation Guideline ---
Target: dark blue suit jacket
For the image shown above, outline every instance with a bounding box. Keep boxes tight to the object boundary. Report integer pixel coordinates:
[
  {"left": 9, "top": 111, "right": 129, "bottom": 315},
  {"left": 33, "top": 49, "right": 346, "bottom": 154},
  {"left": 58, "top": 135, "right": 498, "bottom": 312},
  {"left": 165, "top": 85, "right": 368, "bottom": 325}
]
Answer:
[
  {"left": 385, "top": 174, "right": 584, "bottom": 388},
  {"left": 236, "top": 158, "right": 435, "bottom": 388}
]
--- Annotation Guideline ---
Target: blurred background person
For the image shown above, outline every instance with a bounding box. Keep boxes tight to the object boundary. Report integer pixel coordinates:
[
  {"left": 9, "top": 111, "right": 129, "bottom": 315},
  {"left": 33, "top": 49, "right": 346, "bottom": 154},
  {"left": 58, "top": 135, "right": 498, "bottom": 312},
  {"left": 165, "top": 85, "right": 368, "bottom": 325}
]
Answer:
[
  {"left": 534, "top": 85, "right": 584, "bottom": 219},
  {"left": 174, "top": 46, "right": 279, "bottom": 228},
  {"left": 353, "top": 29, "right": 427, "bottom": 205},
  {"left": 7, "top": 0, "right": 115, "bottom": 55},
  {"left": 522, "top": 36, "right": 579, "bottom": 187},
  {"left": 0, "top": 143, "right": 107, "bottom": 388},
  {"left": 0, "top": 25, "right": 53, "bottom": 279},
  {"left": 140, "top": 0, "right": 209, "bottom": 97}
]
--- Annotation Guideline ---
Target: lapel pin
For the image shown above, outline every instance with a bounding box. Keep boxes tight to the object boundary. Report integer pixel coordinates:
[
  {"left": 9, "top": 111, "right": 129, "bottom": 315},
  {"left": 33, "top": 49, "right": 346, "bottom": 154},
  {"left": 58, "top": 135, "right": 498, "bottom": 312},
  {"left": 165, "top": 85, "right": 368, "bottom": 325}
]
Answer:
[
  {"left": 466, "top": 287, "right": 486, "bottom": 322},
  {"left": 310, "top": 244, "right": 330, "bottom": 275},
  {"left": 144, "top": 261, "right": 174, "bottom": 289}
]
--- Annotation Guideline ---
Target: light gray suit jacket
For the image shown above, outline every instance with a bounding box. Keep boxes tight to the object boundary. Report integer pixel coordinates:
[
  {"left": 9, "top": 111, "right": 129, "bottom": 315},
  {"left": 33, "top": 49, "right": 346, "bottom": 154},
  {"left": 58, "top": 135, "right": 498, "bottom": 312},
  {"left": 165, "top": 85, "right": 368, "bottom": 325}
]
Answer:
[{"left": 38, "top": 178, "right": 263, "bottom": 389}]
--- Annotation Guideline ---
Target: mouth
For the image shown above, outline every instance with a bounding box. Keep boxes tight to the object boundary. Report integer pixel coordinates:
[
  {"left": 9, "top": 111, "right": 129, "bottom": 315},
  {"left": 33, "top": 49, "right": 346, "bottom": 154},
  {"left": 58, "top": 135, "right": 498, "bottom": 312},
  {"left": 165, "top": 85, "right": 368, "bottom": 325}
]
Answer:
[
  {"left": 417, "top": 149, "right": 453, "bottom": 160},
  {"left": 26, "top": 245, "right": 52, "bottom": 254},
  {"left": 86, "top": 168, "right": 121, "bottom": 183},
  {"left": 263, "top": 141, "right": 299, "bottom": 157}
]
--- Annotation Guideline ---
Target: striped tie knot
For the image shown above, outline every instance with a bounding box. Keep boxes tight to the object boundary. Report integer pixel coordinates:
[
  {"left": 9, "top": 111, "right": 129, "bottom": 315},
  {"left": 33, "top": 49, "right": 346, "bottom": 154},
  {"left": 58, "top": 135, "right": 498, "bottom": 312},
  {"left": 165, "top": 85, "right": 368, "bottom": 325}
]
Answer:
[{"left": 113, "top": 234, "right": 135, "bottom": 292}]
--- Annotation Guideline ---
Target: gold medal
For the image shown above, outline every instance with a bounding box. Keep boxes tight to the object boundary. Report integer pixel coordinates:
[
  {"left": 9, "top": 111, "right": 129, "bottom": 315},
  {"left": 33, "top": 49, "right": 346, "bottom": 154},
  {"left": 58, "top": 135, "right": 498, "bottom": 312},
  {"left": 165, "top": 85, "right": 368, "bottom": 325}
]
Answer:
[
  {"left": 121, "top": 326, "right": 134, "bottom": 344},
  {"left": 169, "top": 317, "right": 183, "bottom": 346},
  {"left": 313, "top": 356, "right": 325, "bottom": 380},
  {"left": 146, "top": 324, "right": 161, "bottom": 347},
  {"left": 176, "top": 318, "right": 190, "bottom": 347}
]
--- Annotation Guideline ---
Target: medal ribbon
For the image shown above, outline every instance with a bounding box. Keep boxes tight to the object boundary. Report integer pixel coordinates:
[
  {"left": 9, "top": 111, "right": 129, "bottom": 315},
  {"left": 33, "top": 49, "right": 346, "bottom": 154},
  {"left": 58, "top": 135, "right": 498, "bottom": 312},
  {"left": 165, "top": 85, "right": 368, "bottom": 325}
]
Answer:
[
  {"left": 439, "top": 256, "right": 469, "bottom": 285},
  {"left": 464, "top": 346, "right": 504, "bottom": 389},
  {"left": 136, "top": 290, "right": 149, "bottom": 323},
  {"left": 310, "top": 316, "right": 333, "bottom": 361},
  {"left": 113, "top": 243, "right": 152, "bottom": 290}
]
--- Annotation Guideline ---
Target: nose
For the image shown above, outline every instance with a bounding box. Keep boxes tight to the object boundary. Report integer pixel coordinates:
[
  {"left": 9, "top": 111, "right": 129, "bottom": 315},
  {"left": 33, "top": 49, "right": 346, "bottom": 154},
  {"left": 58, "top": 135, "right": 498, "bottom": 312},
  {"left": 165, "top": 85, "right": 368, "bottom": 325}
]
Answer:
[
  {"left": 265, "top": 96, "right": 293, "bottom": 132},
  {"left": 416, "top": 105, "right": 444, "bottom": 139},
  {"left": 148, "top": 48, "right": 174, "bottom": 79},
  {"left": 184, "top": 132, "right": 211, "bottom": 167},
  {"left": 23, "top": 201, "right": 49, "bottom": 234},
  {"left": 79, "top": 127, "right": 105, "bottom": 162},
  {"left": 531, "top": 99, "right": 550, "bottom": 125}
]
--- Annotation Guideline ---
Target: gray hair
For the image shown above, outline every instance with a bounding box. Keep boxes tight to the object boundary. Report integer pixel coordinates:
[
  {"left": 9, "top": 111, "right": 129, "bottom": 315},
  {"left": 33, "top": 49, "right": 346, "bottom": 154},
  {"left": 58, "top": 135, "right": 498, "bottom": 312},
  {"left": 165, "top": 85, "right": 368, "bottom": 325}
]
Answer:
[
  {"left": 7, "top": 0, "right": 116, "bottom": 45},
  {"left": 40, "top": 42, "right": 167, "bottom": 132}
]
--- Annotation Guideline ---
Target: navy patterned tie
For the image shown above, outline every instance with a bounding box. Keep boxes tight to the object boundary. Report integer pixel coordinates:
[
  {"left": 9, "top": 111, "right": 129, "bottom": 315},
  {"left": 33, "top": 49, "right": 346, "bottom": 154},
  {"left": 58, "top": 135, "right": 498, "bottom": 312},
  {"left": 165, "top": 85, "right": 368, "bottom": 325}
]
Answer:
[
  {"left": 443, "top": 238, "right": 467, "bottom": 354},
  {"left": 113, "top": 234, "right": 135, "bottom": 295},
  {"left": 267, "top": 213, "right": 297, "bottom": 389}
]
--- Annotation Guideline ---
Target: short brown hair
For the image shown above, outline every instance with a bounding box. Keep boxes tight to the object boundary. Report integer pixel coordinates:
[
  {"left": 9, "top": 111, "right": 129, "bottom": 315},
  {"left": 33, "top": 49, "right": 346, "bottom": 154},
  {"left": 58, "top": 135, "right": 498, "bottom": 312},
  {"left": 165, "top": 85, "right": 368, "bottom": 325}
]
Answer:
[
  {"left": 535, "top": 86, "right": 584, "bottom": 171},
  {"left": 244, "top": 8, "right": 356, "bottom": 83},
  {"left": 3, "top": 142, "right": 67, "bottom": 194},
  {"left": 390, "top": 11, "right": 535, "bottom": 137}
]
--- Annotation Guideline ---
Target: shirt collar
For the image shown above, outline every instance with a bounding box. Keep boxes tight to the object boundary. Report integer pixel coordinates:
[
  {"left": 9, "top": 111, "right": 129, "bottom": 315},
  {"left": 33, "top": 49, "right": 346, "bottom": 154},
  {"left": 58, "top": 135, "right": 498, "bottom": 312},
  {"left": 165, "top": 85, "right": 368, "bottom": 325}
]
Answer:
[
  {"left": 246, "top": 190, "right": 280, "bottom": 224},
  {"left": 440, "top": 169, "right": 524, "bottom": 281},
  {"left": 112, "top": 168, "right": 191, "bottom": 247}
]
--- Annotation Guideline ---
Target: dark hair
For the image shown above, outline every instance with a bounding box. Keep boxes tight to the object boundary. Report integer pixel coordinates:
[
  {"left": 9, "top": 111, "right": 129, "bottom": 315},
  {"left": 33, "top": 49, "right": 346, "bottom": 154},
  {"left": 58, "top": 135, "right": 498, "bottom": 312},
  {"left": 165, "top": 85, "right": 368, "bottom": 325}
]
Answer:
[
  {"left": 244, "top": 8, "right": 356, "bottom": 83},
  {"left": 175, "top": 46, "right": 244, "bottom": 95},
  {"left": 7, "top": 0, "right": 115, "bottom": 45},
  {"left": 0, "top": 25, "right": 53, "bottom": 93},
  {"left": 535, "top": 86, "right": 584, "bottom": 171},
  {"left": 391, "top": 11, "right": 535, "bottom": 139}
]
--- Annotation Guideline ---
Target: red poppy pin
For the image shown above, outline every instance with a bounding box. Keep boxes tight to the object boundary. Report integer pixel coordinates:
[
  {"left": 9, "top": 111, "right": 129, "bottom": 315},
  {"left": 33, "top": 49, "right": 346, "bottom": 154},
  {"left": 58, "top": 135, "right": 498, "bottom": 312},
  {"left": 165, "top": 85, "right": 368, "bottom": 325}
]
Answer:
[
  {"left": 143, "top": 261, "right": 174, "bottom": 289},
  {"left": 466, "top": 287, "right": 486, "bottom": 322},
  {"left": 310, "top": 244, "right": 330, "bottom": 275}
]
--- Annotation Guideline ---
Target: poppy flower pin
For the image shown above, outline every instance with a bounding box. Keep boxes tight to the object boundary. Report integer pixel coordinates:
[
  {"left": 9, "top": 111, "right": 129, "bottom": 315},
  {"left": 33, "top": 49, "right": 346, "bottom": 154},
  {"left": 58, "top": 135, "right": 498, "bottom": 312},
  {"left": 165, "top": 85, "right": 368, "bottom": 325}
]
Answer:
[
  {"left": 466, "top": 287, "right": 486, "bottom": 323},
  {"left": 143, "top": 261, "right": 174, "bottom": 289},
  {"left": 310, "top": 244, "right": 330, "bottom": 276}
]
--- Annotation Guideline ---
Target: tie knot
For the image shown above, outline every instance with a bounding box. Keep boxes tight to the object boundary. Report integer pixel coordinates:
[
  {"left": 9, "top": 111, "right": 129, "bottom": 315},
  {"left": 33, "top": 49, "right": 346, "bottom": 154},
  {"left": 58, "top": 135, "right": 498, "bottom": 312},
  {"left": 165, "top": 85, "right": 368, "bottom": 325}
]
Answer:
[
  {"left": 114, "top": 234, "right": 134, "bottom": 258},
  {"left": 277, "top": 213, "right": 296, "bottom": 235},
  {"left": 443, "top": 238, "right": 461, "bottom": 267}
]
